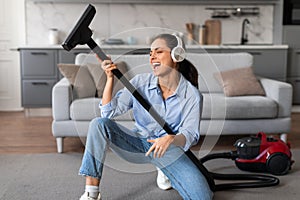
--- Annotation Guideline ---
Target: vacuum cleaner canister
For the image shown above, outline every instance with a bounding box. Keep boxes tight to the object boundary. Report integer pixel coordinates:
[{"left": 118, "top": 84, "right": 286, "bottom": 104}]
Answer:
[{"left": 234, "top": 132, "right": 293, "bottom": 175}]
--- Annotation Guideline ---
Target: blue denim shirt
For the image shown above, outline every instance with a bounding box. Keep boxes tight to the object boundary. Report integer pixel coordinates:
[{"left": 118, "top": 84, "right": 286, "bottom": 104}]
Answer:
[{"left": 100, "top": 73, "right": 203, "bottom": 151}]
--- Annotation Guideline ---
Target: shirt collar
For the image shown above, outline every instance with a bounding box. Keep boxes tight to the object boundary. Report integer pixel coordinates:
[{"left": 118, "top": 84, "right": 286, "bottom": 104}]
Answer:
[
  {"left": 148, "top": 75, "right": 158, "bottom": 90},
  {"left": 174, "top": 75, "right": 188, "bottom": 98},
  {"left": 148, "top": 74, "right": 188, "bottom": 98}
]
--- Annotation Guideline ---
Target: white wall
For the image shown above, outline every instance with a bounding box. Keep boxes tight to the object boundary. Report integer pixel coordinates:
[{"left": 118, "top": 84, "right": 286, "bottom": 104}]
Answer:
[
  {"left": 0, "top": 0, "right": 26, "bottom": 111},
  {"left": 25, "top": 2, "right": 274, "bottom": 45}
]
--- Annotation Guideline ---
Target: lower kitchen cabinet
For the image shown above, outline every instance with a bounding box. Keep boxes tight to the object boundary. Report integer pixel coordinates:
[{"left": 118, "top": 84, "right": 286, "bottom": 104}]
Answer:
[
  {"left": 19, "top": 48, "right": 91, "bottom": 108},
  {"left": 283, "top": 26, "right": 300, "bottom": 104},
  {"left": 286, "top": 49, "right": 300, "bottom": 105},
  {"left": 287, "top": 77, "right": 300, "bottom": 104},
  {"left": 22, "top": 80, "right": 56, "bottom": 107},
  {"left": 287, "top": 48, "right": 300, "bottom": 77}
]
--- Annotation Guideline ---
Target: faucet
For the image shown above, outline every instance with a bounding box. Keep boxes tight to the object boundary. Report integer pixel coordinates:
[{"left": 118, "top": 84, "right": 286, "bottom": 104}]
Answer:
[{"left": 241, "top": 18, "right": 250, "bottom": 45}]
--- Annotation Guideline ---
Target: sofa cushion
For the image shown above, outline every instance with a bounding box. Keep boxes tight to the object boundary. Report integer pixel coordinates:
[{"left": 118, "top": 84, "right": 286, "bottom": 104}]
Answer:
[
  {"left": 214, "top": 67, "right": 266, "bottom": 97},
  {"left": 70, "top": 98, "right": 101, "bottom": 120},
  {"left": 70, "top": 93, "right": 277, "bottom": 121},
  {"left": 57, "top": 64, "right": 96, "bottom": 99},
  {"left": 70, "top": 97, "right": 134, "bottom": 121},
  {"left": 202, "top": 93, "right": 278, "bottom": 119}
]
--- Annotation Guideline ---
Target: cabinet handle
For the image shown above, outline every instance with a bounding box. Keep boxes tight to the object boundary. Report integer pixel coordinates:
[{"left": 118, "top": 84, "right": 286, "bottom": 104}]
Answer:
[
  {"left": 249, "top": 52, "right": 262, "bottom": 55},
  {"left": 31, "top": 82, "right": 48, "bottom": 85},
  {"left": 295, "top": 51, "right": 300, "bottom": 54},
  {"left": 31, "top": 52, "right": 48, "bottom": 55}
]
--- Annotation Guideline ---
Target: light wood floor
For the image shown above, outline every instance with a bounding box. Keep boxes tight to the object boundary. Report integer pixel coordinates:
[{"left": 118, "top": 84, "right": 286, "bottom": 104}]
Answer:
[{"left": 0, "top": 111, "right": 299, "bottom": 154}]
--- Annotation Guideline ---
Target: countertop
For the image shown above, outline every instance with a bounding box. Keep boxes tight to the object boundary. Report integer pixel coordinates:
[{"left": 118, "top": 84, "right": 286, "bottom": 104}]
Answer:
[{"left": 16, "top": 44, "right": 289, "bottom": 50}]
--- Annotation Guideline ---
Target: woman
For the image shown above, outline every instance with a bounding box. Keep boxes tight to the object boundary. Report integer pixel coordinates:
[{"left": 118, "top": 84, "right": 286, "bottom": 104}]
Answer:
[{"left": 79, "top": 33, "right": 213, "bottom": 200}]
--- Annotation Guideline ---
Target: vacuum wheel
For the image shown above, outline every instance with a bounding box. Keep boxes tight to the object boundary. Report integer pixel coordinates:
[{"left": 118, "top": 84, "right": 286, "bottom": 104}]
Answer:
[{"left": 267, "top": 152, "right": 291, "bottom": 175}]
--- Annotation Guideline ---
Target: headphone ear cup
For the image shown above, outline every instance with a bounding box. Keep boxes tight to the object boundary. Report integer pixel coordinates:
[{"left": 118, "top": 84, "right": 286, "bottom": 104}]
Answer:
[{"left": 171, "top": 46, "right": 186, "bottom": 62}]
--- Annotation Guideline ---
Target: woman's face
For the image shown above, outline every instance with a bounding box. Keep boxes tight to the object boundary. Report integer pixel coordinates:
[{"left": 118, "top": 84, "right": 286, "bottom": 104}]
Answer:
[{"left": 149, "top": 38, "right": 176, "bottom": 77}]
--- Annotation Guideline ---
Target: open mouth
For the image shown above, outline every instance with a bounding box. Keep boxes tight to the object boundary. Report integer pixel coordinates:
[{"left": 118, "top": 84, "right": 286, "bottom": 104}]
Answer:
[{"left": 152, "top": 62, "right": 161, "bottom": 70}]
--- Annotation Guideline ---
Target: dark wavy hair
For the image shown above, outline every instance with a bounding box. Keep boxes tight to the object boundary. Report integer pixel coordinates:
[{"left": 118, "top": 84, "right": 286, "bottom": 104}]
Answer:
[{"left": 152, "top": 33, "right": 199, "bottom": 89}]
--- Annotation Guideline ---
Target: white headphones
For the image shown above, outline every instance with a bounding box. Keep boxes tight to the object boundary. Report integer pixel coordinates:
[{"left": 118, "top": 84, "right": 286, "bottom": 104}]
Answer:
[{"left": 171, "top": 34, "right": 186, "bottom": 62}]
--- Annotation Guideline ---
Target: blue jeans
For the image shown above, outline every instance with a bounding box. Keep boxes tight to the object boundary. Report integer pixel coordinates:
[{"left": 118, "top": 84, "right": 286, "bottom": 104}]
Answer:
[{"left": 79, "top": 117, "right": 213, "bottom": 200}]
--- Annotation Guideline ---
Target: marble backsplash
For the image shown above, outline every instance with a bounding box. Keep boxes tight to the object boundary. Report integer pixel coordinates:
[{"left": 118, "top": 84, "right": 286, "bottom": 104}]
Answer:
[{"left": 25, "top": 2, "right": 273, "bottom": 46}]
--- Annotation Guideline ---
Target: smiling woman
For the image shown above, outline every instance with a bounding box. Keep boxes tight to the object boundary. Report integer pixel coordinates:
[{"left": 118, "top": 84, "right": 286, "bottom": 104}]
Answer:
[{"left": 77, "top": 33, "right": 213, "bottom": 200}]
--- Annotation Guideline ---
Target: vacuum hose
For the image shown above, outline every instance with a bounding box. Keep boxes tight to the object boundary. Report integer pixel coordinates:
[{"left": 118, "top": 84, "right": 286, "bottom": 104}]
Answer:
[
  {"left": 200, "top": 151, "right": 238, "bottom": 163},
  {"left": 200, "top": 151, "right": 280, "bottom": 191}
]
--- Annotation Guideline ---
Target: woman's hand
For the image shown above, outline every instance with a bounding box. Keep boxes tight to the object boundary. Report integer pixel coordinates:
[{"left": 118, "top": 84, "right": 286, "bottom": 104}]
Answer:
[
  {"left": 100, "top": 56, "right": 117, "bottom": 105},
  {"left": 145, "top": 135, "right": 175, "bottom": 158},
  {"left": 101, "top": 59, "right": 117, "bottom": 78}
]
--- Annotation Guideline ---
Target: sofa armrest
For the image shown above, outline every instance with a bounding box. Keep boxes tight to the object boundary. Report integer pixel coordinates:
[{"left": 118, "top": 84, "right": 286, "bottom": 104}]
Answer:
[
  {"left": 259, "top": 77, "right": 293, "bottom": 117},
  {"left": 52, "top": 78, "right": 73, "bottom": 121}
]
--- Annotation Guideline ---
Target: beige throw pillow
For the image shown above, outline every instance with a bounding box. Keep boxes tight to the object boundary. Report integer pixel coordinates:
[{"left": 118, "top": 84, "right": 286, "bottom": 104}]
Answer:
[
  {"left": 86, "top": 61, "right": 129, "bottom": 97},
  {"left": 214, "top": 67, "right": 265, "bottom": 97},
  {"left": 85, "top": 63, "right": 107, "bottom": 98},
  {"left": 57, "top": 64, "right": 96, "bottom": 99}
]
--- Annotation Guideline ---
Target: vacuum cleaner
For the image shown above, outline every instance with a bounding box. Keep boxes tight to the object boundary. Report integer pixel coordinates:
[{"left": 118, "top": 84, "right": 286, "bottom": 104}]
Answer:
[
  {"left": 62, "top": 4, "right": 292, "bottom": 192},
  {"left": 200, "top": 132, "right": 293, "bottom": 176}
]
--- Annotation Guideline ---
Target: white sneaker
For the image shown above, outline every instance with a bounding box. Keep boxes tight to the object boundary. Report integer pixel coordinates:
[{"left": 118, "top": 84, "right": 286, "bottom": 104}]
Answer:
[
  {"left": 79, "top": 192, "right": 101, "bottom": 200},
  {"left": 156, "top": 167, "right": 172, "bottom": 190}
]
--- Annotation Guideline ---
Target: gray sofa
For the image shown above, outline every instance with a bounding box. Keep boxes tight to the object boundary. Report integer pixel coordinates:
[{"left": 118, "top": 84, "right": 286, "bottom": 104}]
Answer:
[{"left": 52, "top": 52, "right": 293, "bottom": 153}]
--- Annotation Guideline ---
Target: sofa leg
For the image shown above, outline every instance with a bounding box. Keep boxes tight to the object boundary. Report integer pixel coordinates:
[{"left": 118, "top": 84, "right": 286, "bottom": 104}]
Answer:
[
  {"left": 56, "top": 137, "right": 64, "bottom": 153},
  {"left": 280, "top": 133, "right": 287, "bottom": 143}
]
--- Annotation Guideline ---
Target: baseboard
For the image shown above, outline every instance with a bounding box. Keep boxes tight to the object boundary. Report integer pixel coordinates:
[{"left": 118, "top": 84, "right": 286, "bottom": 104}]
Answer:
[
  {"left": 292, "top": 105, "right": 300, "bottom": 113},
  {"left": 24, "top": 108, "right": 52, "bottom": 117}
]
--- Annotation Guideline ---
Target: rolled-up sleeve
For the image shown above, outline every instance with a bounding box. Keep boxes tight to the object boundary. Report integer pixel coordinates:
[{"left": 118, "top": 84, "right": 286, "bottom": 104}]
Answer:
[
  {"left": 99, "top": 98, "right": 117, "bottom": 118},
  {"left": 99, "top": 88, "right": 133, "bottom": 119},
  {"left": 179, "top": 92, "right": 203, "bottom": 151}
]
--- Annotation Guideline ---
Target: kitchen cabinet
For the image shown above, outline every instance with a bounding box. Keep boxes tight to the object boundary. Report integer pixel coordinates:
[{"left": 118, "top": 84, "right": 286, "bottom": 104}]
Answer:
[
  {"left": 286, "top": 48, "right": 300, "bottom": 104},
  {"left": 20, "top": 49, "right": 58, "bottom": 107},
  {"left": 287, "top": 48, "right": 300, "bottom": 77},
  {"left": 283, "top": 25, "right": 300, "bottom": 104},
  {"left": 22, "top": 80, "right": 56, "bottom": 107},
  {"left": 19, "top": 48, "right": 91, "bottom": 108},
  {"left": 220, "top": 48, "right": 287, "bottom": 81},
  {"left": 21, "top": 50, "right": 57, "bottom": 79}
]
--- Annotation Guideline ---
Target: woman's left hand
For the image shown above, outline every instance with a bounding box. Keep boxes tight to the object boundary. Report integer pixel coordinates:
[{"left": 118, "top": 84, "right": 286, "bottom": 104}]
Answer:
[{"left": 145, "top": 135, "right": 175, "bottom": 158}]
